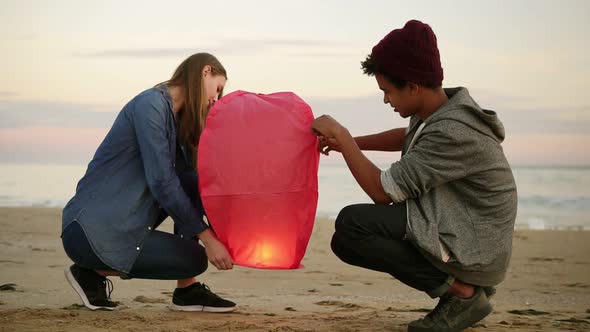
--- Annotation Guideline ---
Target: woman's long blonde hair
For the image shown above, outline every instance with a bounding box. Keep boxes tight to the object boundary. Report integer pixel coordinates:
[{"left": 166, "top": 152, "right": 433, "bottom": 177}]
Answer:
[{"left": 164, "top": 53, "right": 227, "bottom": 160}]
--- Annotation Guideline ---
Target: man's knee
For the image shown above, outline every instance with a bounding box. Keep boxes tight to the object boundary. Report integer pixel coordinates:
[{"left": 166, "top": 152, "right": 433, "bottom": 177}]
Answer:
[
  {"left": 334, "top": 204, "right": 364, "bottom": 234},
  {"left": 330, "top": 231, "right": 350, "bottom": 263},
  {"left": 331, "top": 231, "right": 370, "bottom": 270}
]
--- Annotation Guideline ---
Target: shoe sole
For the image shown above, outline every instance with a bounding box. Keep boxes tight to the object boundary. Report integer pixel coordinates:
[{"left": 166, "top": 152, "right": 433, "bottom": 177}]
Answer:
[
  {"left": 64, "top": 267, "right": 117, "bottom": 311},
  {"left": 169, "top": 303, "right": 237, "bottom": 313}
]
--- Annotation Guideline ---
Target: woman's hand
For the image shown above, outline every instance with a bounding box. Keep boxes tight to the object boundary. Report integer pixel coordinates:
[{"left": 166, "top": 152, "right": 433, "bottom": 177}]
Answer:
[{"left": 198, "top": 228, "right": 234, "bottom": 270}]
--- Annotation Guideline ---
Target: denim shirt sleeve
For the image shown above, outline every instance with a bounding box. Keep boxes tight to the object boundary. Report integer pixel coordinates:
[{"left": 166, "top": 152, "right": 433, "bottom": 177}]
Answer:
[{"left": 131, "top": 91, "right": 208, "bottom": 237}]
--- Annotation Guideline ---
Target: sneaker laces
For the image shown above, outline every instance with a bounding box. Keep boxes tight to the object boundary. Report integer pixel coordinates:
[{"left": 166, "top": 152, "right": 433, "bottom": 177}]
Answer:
[
  {"left": 426, "top": 294, "right": 454, "bottom": 321},
  {"left": 200, "top": 283, "right": 211, "bottom": 292},
  {"left": 102, "top": 277, "right": 114, "bottom": 300},
  {"left": 198, "top": 283, "right": 222, "bottom": 299}
]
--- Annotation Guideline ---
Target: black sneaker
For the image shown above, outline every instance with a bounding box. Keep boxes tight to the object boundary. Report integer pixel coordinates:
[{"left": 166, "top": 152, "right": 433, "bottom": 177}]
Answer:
[
  {"left": 407, "top": 287, "right": 492, "bottom": 332},
  {"left": 170, "top": 282, "right": 236, "bottom": 312},
  {"left": 64, "top": 264, "right": 118, "bottom": 310}
]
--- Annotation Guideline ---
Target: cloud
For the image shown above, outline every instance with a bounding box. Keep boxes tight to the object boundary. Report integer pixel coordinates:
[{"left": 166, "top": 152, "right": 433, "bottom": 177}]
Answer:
[
  {"left": 75, "top": 48, "right": 203, "bottom": 58},
  {"left": 0, "top": 100, "right": 118, "bottom": 129},
  {"left": 503, "top": 133, "right": 590, "bottom": 166},
  {"left": 306, "top": 94, "right": 590, "bottom": 136},
  {"left": 465, "top": 89, "right": 590, "bottom": 135},
  {"left": 288, "top": 50, "right": 362, "bottom": 58},
  {"left": 0, "top": 127, "right": 108, "bottom": 163},
  {"left": 1, "top": 93, "right": 588, "bottom": 165},
  {"left": 481, "top": 105, "right": 590, "bottom": 136},
  {"left": 3, "top": 92, "right": 588, "bottom": 136},
  {"left": 74, "top": 38, "right": 350, "bottom": 58},
  {"left": 13, "top": 33, "right": 38, "bottom": 41}
]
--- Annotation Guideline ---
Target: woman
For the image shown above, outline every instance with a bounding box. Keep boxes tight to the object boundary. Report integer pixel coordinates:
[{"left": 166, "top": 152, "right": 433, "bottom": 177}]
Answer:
[{"left": 61, "top": 53, "right": 236, "bottom": 312}]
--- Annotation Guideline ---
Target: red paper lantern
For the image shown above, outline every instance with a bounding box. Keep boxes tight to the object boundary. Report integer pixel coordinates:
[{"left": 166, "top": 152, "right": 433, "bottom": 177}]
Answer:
[{"left": 197, "top": 90, "right": 319, "bottom": 269}]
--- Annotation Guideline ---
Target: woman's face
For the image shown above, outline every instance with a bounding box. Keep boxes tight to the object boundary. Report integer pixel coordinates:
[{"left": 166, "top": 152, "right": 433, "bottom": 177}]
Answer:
[{"left": 203, "top": 66, "right": 227, "bottom": 108}]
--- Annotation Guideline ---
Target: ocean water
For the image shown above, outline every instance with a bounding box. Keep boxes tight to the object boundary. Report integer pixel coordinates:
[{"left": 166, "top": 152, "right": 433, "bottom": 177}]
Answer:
[{"left": 0, "top": 162, "right": 588, "bottom": 230}]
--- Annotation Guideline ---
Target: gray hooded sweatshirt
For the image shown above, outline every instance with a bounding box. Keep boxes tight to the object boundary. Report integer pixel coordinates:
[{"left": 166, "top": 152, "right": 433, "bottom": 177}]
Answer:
[{"left": 380, "top": 87, "right": 517, "bottom": 286}]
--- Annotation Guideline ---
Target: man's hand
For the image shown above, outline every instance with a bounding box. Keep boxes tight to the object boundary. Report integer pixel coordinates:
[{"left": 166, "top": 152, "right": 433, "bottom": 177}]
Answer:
[
  {"left": 311, "top": 115, "right": 346, "bottom": 139},
  {"left": 318, "top": 136, "right": 341, "bottom": 155},
  {"left": 312, "top": 114, "right": 392, "bottom": 205},
  {"left": 198, "top": 228, "right": 234, "bottom": 270},
  {"left": 312, "top": 115, "right": 348, "bottom": 156}
]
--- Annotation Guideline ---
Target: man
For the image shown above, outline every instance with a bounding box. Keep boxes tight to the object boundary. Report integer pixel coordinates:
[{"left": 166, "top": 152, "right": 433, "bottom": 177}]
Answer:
[{"left": 311, "top": 20, "right": 517, "bottom": 332}]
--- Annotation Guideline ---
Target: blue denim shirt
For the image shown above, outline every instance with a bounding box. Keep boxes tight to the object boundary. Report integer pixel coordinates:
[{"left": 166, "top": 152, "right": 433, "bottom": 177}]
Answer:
[{"left": 62, "top": 85, "right": 208, "bottom": 273}]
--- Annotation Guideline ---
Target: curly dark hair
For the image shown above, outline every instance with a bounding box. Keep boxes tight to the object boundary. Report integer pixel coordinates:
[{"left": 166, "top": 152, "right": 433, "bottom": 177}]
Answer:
[
  {"left": 361, "top": 54, "right": 408, "bottom": 89},
  {"left": 361, "top": 54, "right": 440, "bottom": 89}
]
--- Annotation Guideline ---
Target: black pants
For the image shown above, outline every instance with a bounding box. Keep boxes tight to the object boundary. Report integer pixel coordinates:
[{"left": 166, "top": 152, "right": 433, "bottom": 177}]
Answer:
[
  {"left": 330, "top": 203, "right": 452, "bottom": 298},
  {"left": 62, "top": 171, "right": 208, "bottom": 280},
  {"left": 63, "top": 221, "right": 208, "bottom": 280}
]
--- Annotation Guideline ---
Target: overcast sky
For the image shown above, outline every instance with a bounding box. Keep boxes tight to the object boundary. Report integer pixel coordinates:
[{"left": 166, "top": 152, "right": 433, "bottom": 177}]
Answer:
[{"left": 1, "top": 0, "right": 588, "bottom": 165}]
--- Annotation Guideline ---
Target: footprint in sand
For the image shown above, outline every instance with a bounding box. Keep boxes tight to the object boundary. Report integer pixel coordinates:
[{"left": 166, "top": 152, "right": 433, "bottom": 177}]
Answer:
[
  {"left": 556, "top": 318, "right": 590, "bottom": 325},
  {"left": 62, "top": 303, "right": 86, "bottom": 310},
  {"left": 528, "top": 257, "right": 565, "bottom": 262},
  {"left": 161, "top": 291, "right": 173, "bottom": 297},
  {"left": 563, "top": 283, "right": 590, "bottom": 288},
  {"left": 329, "top": 283, "right": 344, "bottom": 286},
  {"left": 31, "top": 247, "right": 56, "bottom": 252},
  {"left": 134, "top": 296, "right": 167, "bottom": 304},
  {"left": 507, "top": 320, "right": 542, "bottom": 328},
  {"left": 0, "top": 260, "right": 24, "bottom": 264},
  {"left": 507, "top": 309, "right": 550, "bottom": 316},
  {"left": 387, "top": 307, "right": 431, "bottom": 313},
  {"left": 284, "top": 307, "right": 296, "bottom": 311},
  {"left": 314, "top": 300, "right": 364, "bottom": 310},
  {"left": 0, "top": 283, "right": 18, "bottom": 291}
]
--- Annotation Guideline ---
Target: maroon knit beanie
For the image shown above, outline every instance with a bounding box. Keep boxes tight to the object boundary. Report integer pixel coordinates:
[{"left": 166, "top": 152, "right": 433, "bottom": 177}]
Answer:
[{"left": 371, "top": 20, "right": 443, "bottom": 86}]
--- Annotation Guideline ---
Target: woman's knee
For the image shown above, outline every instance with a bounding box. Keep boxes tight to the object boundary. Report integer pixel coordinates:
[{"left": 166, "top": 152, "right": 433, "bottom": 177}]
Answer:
[{"left": 188, "top": 245, "right": 209, "bottom": 276}]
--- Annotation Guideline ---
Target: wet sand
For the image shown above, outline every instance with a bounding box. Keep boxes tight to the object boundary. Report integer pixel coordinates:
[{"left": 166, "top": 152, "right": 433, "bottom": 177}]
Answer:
[{"left": 1, "top": 207, "right": 589, "bottom": 331}]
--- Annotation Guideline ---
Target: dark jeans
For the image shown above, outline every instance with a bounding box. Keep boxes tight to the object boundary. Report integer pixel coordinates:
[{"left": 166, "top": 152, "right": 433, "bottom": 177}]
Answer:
[
  {"left": 330, "top": 203, "right": 453, "bottom": 298},
  {"left": 62, "top": 171, "right": 208, "bottom": 280}
]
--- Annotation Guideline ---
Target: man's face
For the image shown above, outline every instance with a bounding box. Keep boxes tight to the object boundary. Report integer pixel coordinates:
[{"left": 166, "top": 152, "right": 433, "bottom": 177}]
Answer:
[{"left": 376, "top": 74, "right": 417, "bottom": 118}]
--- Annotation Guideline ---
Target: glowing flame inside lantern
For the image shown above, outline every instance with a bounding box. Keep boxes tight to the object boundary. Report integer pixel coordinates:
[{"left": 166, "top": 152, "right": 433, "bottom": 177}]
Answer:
[
  {"left": 247, "top": 240, "right": 297, "bottom": 269},
  {"left": 260, "top": 242, "right": 274, "bottom": 262}
]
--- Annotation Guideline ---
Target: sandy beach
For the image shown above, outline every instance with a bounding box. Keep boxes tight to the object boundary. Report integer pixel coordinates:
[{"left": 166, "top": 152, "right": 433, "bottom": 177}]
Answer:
[{"left": 1, "top": 207, "right": 589, "bottom": 331}]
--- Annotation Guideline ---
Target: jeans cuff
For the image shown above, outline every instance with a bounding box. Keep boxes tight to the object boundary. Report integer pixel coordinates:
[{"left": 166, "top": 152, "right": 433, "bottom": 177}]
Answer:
[{"left": 427, "top": 275, "right": 455, "bottom": 298}]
